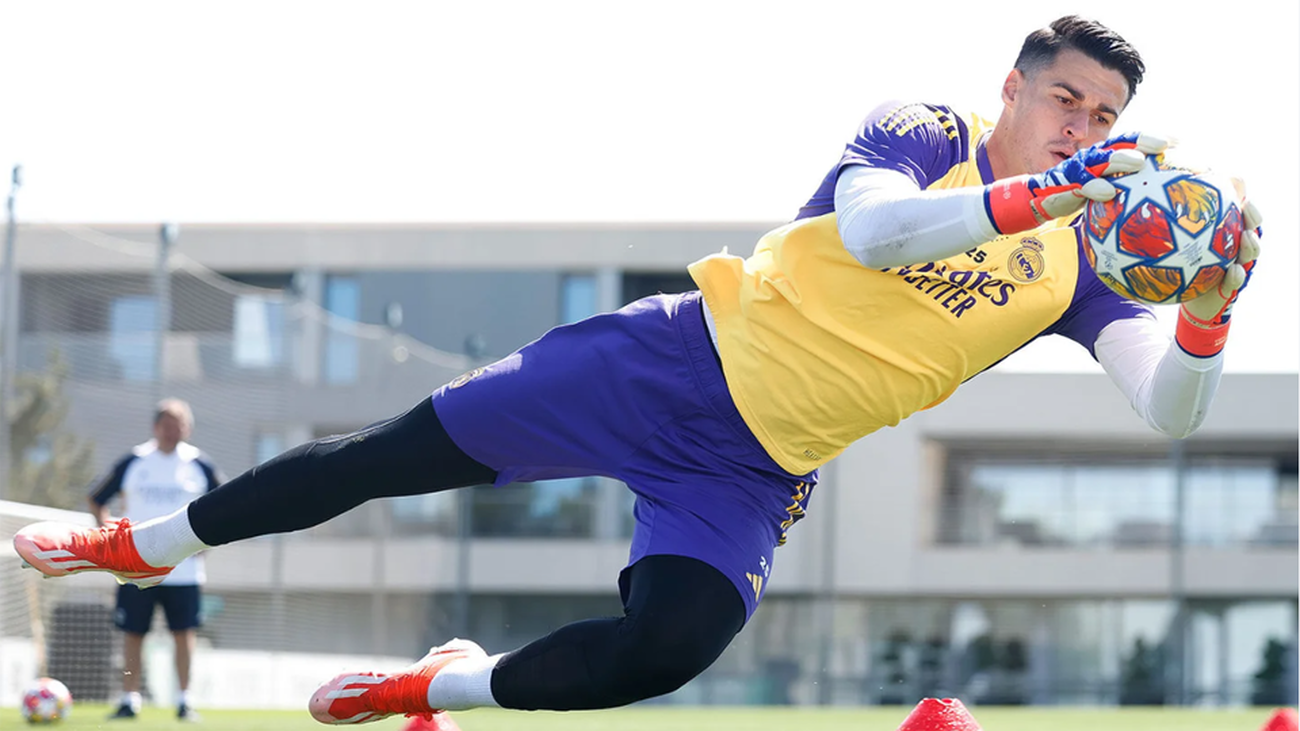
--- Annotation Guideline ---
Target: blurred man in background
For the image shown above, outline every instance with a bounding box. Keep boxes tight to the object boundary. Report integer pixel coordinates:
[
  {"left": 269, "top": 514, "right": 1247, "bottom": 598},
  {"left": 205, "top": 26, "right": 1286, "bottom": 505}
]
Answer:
[{"left": 87, "top": 398, "right": 223, "bottom": 722}]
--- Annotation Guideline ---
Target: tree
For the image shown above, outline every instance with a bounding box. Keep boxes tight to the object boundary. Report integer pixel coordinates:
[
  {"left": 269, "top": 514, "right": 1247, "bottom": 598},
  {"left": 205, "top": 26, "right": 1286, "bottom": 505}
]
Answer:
[
  {"left": 1120, "top": 637, "right": 1166, "bottom": 705},
  {"left": 1251, "top": 637, "right": 1292, "bottom": 706},
  {"left": 5, "top": 350, "right": 95, "bottom": 509}
]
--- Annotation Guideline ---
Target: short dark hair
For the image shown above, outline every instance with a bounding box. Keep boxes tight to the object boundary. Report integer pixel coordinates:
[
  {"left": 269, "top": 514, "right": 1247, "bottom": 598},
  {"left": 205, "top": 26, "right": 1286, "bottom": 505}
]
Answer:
[{"left": 1015, "top": 16, "right": 1145, "bottom": 103}]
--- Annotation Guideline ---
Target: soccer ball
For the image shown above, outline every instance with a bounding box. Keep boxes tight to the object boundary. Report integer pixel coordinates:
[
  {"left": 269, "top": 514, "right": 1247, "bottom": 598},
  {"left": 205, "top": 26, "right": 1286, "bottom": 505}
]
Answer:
[
  {"left": 1081, "top": 153, "right": 1245, "bottom": 304},
  {"left": 20, "top": 678, "right": 72, "bottom": 724}
]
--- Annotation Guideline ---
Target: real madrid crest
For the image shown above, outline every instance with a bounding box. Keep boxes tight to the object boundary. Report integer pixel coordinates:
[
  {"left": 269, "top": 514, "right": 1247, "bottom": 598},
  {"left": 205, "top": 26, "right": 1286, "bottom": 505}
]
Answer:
[{"left": 1007, "top": 237, "right": 1046, "bottom": 283}]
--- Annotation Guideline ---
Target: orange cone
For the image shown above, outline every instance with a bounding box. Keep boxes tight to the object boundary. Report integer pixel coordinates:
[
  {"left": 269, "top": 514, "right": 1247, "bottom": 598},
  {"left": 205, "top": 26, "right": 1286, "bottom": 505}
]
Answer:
[
  {"left": 896, "top": 698, "right": 982, "bottom": 731},
  {"left": 899, "top": 691, "right": 977, "bottom": 728},
  {"left": 1261, "top": 708, "right": 1299, "bottom": 731},
  {"left": 401, "top": 713, "right": 463, "bottom": 731}
]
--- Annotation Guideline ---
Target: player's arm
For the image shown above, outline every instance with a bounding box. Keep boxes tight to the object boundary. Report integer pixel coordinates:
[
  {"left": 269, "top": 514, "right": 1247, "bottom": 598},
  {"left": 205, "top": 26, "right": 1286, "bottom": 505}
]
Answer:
[
  {"left": 1094, "top": 316, "right": 1222, "bottom": 438},
  {"left": 1095, "top": 204, "right": 1262, "bottom": 437},
  {"left": 832, "top": 104, "right": 1167, "bottom": 268},
  {"left": 87, "top": 454, "right": 135, "bottom": 526}
]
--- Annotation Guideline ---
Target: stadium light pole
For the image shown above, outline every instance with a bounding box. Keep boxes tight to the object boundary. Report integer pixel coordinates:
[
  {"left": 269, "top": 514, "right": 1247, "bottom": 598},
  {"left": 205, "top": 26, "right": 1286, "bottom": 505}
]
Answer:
[{"left": 0, "top": 164, "right": 22, "bottom": 499}]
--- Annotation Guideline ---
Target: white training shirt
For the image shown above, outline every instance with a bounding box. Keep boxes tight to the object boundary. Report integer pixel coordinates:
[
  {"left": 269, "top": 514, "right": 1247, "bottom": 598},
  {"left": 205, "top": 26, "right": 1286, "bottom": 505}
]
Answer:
[{"left": 89, "top": 440, "right": 223, "bottom": 585}]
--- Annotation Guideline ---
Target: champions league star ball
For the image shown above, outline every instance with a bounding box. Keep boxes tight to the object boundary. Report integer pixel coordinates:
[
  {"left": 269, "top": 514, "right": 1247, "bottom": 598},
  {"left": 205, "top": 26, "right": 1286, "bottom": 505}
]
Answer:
[
  {"left": 20, "top": 678, "right": 72, "bottom": 724},
  {"left": 1082, "top": 153, "right": 1245, "bottom": 305}
]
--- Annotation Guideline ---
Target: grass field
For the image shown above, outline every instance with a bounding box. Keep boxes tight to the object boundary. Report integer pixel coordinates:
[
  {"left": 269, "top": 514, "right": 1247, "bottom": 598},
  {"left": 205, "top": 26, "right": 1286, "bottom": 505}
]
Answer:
[{"left": 0, "top": 704, "right": 1290, "bottom": 731}]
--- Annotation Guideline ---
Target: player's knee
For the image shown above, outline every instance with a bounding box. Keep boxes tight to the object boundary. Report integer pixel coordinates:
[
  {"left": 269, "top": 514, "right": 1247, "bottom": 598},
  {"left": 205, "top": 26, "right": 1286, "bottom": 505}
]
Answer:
[{"left": 608, "top": 611, "right": 734, "bottom": 702}]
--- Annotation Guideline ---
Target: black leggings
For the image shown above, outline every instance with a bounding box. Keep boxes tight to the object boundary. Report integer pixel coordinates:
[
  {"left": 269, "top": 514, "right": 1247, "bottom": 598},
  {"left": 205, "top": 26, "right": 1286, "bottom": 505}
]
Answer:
[
  {"left": 187, "top": 398, "right": 746, "bottom": 710},
  {"left": 189, "top": 398, "right": 497, "bottom": 544}
]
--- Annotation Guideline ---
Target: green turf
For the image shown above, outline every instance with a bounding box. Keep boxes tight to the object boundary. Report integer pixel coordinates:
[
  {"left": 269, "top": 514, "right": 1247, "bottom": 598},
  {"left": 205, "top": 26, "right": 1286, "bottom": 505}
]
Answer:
[{"left": 0, "top": 704, "right": 1287, "bottom": 731}]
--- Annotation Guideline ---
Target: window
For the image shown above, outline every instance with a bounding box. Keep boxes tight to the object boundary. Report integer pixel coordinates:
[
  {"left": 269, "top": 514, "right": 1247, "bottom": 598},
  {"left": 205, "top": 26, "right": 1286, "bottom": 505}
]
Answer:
[
  {"left": 940, "top": 447, "right": 1299, "bottom": 549},
  {"left": 560, "top": 274, "right": 597, "bottom": 324},
  {"left": 621, "top": 272, "right": 697, "bottom": 306},
  {"left": 389, "top": 492, "right": 459, "bottom": 536},
  {"left": 109, "top": 295, "right": 158, "bottom": 382},
  {"left": 254, "top": 432, "right": 284, "bottom": 464},
  {"left": 323, "top": 276, "right": 360, "bottom": 384},
  {"left": 471, "top": 478, "right": 601, "bottom": 538},
  {"left": 233, "top": 294, "right": 285, "bottom": 369},
  {"left": 1184, "top": 459, "right": 1285, "bottom": 546}
]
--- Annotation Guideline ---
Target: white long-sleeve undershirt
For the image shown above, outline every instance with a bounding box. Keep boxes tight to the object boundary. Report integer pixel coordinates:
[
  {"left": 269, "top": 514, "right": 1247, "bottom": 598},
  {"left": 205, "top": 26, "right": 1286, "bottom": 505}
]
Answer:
[
  {"left": 1093, "top": 316, "right": 1222, "bottom": 438},
  {"left": 829, "top": 163, "right": 1223, "bottom": 438},
  {"left": 834, "top": 165, "right": 1000, "bottom": 269}
]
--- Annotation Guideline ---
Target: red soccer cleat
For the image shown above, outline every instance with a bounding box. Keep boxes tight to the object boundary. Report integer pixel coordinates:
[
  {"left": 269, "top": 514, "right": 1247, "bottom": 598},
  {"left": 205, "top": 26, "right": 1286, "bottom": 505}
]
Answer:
[
  {"left": 12, "top": 519, "right": 173, "bottom": 588},
  {"left": 309, "top": 640, "right": 485, "bottom": 725}
]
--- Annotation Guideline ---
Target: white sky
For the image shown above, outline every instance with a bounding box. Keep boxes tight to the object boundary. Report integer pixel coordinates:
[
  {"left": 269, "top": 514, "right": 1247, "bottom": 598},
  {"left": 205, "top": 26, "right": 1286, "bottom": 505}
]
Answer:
[{"left": 0, "top": 1, "right": 1296, "bottom": 374}]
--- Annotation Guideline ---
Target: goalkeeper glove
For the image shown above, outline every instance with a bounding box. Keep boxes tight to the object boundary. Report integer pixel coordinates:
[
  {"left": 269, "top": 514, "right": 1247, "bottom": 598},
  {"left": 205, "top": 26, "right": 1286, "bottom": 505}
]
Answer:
[
  {"left": 985, "top": 131, "right": 1171, "bottom": 235},
  {"left": 1177, "top": 188, "right": 1262, "bottom": 358}
]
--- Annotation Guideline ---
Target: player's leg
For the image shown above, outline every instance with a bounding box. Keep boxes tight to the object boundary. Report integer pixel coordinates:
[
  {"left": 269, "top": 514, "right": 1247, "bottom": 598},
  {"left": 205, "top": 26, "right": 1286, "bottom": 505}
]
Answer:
[
  {"left": 306, "top": 292, "right": 816, "bottom": 722},
  {"left": 111, "top": 585, "right": 155, "bottom": 718},
  {"left": 13, "top": 293, "right": 699, "bottom": 586},
  {"left": 307, "top": 467, "right": 804, "bottom": 723},
  {"left": 186, "top": 397, "right": 494, "bottom": 546},
  {"left": 13, "top": 398, "right": 496, "bottom": 581},
  {"left": 487, "top": 554, "right": 745, "bottom": 709},
  {"left": 171, "top": 629, "right": 198, "bottom": 720},
  {"left": 160, "top": 585, "right": 203, "bottom": 720},
  {"left": 308, "top": 554, "right": 745, "bottom": 723}
]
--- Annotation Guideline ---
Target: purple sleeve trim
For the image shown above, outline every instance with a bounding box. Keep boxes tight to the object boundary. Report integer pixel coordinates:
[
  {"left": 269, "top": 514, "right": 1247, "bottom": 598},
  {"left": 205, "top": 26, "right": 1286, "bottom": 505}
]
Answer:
[
  {"left": 797, "top": 101, "right": 970, "bottom": 220},
  {"left": 1043, "top": 221, "right": 1155, "bottom": 358}
]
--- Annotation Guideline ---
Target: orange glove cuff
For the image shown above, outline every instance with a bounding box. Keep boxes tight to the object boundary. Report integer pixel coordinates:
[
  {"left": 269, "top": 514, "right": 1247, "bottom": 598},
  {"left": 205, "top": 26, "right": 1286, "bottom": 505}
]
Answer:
[
  {"left": 985, "top": 177, "right": 1041, "bottom": 235},
  {"left": 1176, "top": 306, "right": 1230, "bottom": 358}
]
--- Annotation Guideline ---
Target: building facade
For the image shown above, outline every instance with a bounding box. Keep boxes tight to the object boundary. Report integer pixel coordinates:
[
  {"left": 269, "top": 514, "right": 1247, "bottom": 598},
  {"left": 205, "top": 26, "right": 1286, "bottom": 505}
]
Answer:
[{"left": 4, "top": 222, "right": 1296, "bottom": 707}]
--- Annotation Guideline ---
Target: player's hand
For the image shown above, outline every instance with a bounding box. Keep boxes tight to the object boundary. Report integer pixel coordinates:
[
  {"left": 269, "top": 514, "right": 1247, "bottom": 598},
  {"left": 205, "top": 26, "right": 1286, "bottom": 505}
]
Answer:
[
  {"left": 1029, "top": 132, "right": 1171, "bottom": 220},
  {"left": 985, "top": 132, "right": 1171, "bottom": 234},
  {"left": 1183, "top": 193, "right": 1262, "bottom": 326}
]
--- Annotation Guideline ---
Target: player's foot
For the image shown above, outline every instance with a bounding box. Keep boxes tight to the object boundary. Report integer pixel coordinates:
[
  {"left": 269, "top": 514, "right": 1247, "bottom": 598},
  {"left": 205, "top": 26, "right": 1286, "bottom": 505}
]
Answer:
[
  {"left": 177, "top": 702, "right": 201, "bottom": 722},
  {"left": 107, "top": 702, "right": 138, "bottom": 720},
  {"left": 12, "top": 519, "right": 174, "bottom": 588},
  {"left": 308, "top": 639, "right": 485, "bottom": 725}
]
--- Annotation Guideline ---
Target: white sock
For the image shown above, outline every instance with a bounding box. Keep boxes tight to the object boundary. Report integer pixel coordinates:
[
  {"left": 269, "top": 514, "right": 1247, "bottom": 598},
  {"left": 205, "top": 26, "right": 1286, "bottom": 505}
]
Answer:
[
  {"left": 426, "top": 653, "right": 503, "bottom": 711},
  {"left": 123, "top": 691, "right": 142, "bottom": 710},
  {"left": 131, "top": 506, "right": 210, "bottom": 568},
  {"left": 176, "top": 690, "right": 189, "bottom": 707}
]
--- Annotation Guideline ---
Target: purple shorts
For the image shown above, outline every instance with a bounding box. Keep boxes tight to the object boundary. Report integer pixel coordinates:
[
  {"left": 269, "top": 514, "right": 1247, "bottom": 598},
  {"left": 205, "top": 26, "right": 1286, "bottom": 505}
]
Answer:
[{"left": 432, "top": 291, "right": 817, "bottom": 619}]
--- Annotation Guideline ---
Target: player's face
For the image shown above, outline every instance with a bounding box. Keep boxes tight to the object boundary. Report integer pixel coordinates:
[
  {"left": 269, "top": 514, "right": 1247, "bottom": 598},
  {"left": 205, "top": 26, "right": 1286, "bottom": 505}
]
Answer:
[
  {"left": 153, "top": 412, "right": 190, "bottom": 453},
  {"left": 997, "top": 48, "right": 1129, "bottom": 176}
]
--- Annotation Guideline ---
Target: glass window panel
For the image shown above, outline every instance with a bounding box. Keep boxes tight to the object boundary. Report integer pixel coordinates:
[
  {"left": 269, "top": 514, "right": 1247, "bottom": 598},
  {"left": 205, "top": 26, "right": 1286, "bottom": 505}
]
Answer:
[
  {"left": 1118, "top": 600, "right": 1176, "bottom": 706},
  {"left": 1075, "top": 464, "right": 1174, "bottom": 547},
  {"left": 389, "top": 492, "right": 458, "bottom": 536},
  {"left": 323, "top": 276, "right": 360, "bottom": 384},
  {"left": 560, "top": 274, "right": 597, "bottom": 324},
  {"left": 620, "top": 272, "right": 697, "bottom": 306},
  {"left": 254, "top": 432, "right": 284, "bottom": 464},
  {"left": 1188, "top": 606, "right": 1223, "bottom": 705},
  {"left": 943, "top": 450, "right": 1300, "bottom": 549},
  {"left": 1047, "top": 601, "right": 1118, "bottom": 705},
  {"left": 109, "top": 295, "right": 157, "bottom": 382},
  {"left": 471, "top": 477, "right": 599, "bottom": 538},
  {"left": 965, "top": 464, "right": 1069, "bottom": 546},
  {"left": 1225, "top": 601, "right": 1296, "bottom": 706},
  {"left": 233, "top": 294, "right": 285, "bottom": 368},
  {"left": 1185, "top": 460, "right": 1281, "bottom": 546}
]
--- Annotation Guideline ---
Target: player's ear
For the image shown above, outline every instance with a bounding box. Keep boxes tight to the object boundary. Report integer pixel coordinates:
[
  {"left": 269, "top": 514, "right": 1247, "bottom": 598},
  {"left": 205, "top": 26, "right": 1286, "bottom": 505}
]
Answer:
[{"left": 1001, "top": 69, "right": 1024, "bottom": 106}]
